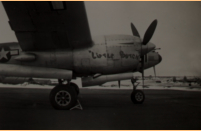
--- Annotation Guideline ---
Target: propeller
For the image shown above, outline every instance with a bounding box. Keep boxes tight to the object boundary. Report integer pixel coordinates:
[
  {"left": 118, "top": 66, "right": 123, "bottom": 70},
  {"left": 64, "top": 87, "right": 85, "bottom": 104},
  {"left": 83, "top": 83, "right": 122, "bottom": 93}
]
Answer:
[
  {"left": 131, "top": 19, "right": 157, "bottom": 45},
  {"left": 131, "top": 19, "right": 158, "bottom": 88}
]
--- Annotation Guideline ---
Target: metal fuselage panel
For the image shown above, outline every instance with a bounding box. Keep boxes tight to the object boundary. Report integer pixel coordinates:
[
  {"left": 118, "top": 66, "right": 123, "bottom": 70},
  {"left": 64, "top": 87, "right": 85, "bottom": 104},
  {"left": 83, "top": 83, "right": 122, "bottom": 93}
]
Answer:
[
  {"left": 73, "top": 45, "right": 139, "bottom": 75},
  {"left": 21, "top": 50, "right": 74, "bottom": 69},
  {"left": 0, "top": 42, "right": 74, "bottom": 69},
  {"left": 73, "top": 35, "right": 140, "bottom": 75}
]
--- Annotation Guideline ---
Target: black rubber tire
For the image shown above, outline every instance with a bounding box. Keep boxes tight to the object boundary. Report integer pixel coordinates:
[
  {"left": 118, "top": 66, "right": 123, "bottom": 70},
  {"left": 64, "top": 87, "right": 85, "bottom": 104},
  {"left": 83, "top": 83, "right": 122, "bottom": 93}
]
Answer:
[
  {"left": 131, "top": 90, "right": 145, "bottom": 104},
  {"left": 70, "top": 82, "right": 80, "bottom": 95},
  {"left": 49, "top": 85, "right": 77, "bottom": 110}
]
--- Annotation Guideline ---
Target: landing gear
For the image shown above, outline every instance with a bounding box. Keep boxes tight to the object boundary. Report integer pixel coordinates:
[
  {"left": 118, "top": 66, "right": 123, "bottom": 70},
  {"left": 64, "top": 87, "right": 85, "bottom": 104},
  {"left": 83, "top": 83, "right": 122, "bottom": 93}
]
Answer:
[
  {"left": 58, "top": 79, "right": 80, "bottom": 95},
  {"left": 130, "top": 78, "right": 145, "bottom": 104},
  {"left": 131, "top": 90, "right": 145, "bottom": 104},
  {"left": 49, "top": 80, "right": 79, "bottom": 110}
]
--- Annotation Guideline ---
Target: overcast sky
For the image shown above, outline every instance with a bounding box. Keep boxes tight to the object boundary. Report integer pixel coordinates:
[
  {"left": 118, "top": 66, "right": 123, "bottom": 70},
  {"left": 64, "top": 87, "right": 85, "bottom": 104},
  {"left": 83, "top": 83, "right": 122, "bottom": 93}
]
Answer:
[{"left": 0, "top": 2, "right": 201, "bottom": 76}]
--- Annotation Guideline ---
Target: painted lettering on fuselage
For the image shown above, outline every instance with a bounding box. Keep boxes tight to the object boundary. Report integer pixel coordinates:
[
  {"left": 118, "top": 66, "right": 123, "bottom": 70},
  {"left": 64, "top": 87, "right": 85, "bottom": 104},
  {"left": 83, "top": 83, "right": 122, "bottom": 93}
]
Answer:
[
  {"left": 119, "top": 51, "right": 139, "bottom": 59},
  {"left": 88, "top": 50, "right": 114, "bottom": 59},
  {"left": 89, "top": 50, "right": 139, "bottom": 59}
]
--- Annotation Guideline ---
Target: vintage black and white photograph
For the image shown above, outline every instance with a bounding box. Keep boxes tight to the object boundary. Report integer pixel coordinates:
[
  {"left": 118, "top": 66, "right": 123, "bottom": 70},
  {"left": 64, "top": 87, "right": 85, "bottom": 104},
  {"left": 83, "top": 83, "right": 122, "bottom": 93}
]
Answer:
[{"left": 0, "top": 1, "right": 200, "bottom": 130}]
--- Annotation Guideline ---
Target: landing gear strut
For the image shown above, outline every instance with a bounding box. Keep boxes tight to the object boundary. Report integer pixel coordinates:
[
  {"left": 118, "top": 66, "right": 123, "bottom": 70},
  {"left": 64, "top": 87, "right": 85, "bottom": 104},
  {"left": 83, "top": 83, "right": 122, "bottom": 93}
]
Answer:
[
  {"left": 49, "top": 79, "right": 80, "bottom": 110},
  {"left": 130, "top": 78, "right": 145, "bottom": 104}
]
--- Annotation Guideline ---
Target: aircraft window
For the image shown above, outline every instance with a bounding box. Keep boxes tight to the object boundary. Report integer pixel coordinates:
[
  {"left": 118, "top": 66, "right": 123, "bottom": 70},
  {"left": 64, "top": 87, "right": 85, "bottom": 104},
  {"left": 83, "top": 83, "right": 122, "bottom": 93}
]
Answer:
[{"left": 51, "top": 2, "right": 66, "bottom": 10}]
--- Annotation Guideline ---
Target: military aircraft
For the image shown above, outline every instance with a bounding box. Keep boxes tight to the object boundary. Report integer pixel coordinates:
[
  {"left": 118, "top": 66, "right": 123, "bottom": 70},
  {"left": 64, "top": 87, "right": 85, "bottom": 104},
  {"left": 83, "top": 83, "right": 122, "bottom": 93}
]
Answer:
[
  {"left": 173, "top": 76, "right": 201, "bottom": 86},
  {"left": 1, "top": 1, "right": 162, "bottom": 110}
]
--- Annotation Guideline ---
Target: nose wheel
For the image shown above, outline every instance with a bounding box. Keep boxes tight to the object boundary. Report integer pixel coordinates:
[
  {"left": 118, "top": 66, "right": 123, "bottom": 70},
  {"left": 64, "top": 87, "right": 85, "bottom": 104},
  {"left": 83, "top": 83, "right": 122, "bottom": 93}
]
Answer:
[
  {"left": 131, "top": 90, "right": 145, "bottom": 104},
  {"left": 130, "top": 78, "right": 145, "bottom": 104}
]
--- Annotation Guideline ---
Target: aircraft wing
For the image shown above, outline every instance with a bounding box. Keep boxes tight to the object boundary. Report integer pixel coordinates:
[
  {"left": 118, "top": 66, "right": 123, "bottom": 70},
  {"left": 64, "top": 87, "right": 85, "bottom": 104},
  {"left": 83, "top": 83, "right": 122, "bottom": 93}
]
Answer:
[{"left": 2, "top": 1, "right": 92, "bottom": 51}]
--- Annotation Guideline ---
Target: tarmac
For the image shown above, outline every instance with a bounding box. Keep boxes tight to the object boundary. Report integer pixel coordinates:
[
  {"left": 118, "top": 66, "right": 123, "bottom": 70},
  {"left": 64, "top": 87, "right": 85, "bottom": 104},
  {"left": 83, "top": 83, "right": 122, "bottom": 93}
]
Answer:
[{"left": 0, "top": 87, "right": 200, "bottom": 130}]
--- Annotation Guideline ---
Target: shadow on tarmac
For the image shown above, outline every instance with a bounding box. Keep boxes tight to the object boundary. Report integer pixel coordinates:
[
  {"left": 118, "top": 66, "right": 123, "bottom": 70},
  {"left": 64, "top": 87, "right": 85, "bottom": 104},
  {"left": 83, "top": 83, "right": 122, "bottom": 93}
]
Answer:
[{"left": 0, "top": 88, "right": 200, "bottom": 130}]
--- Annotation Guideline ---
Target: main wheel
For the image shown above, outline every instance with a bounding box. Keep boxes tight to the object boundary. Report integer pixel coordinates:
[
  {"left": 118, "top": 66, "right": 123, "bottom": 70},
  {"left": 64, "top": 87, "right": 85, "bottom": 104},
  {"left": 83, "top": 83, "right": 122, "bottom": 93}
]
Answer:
[
  {"left": 70, "top": 82, "right": 80, "bottom": 95},
  {"left": 131, "top": 90, "right": 145, "bottom": 104},
  {"left": 49, "top": 85, "right": 77, "bottom": 110}
]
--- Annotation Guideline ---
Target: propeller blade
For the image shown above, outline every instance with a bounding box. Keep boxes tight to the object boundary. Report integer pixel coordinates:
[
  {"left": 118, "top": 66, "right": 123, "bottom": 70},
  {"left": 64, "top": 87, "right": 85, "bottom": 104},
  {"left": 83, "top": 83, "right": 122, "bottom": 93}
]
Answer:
[
  {"left": 142, "top": 19, "right": 157, "bottom": 45},
  {"left": 131, "top": 23, "right": 141, "bottom": 38},
  {"left": 118, "top": 80, "right": 120, "bottom": 88},
  {"left": 153, "top": 66, "right": 156, "bottom": 78}
]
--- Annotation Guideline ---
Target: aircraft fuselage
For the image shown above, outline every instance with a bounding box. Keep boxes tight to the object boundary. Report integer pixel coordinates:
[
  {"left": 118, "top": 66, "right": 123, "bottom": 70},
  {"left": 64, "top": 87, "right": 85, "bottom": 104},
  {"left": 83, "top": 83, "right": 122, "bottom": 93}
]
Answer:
[{"left": 0, "top": 35, "right": 160, "bottom": 77}]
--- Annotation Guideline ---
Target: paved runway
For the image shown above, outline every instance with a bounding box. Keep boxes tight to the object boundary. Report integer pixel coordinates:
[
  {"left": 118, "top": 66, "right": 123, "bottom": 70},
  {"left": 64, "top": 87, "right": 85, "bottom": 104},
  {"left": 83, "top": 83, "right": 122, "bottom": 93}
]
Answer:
[{"left": 0, "top": 87, "right": 200, "bottom": 130}]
